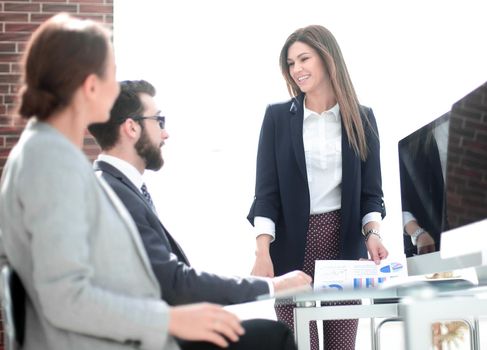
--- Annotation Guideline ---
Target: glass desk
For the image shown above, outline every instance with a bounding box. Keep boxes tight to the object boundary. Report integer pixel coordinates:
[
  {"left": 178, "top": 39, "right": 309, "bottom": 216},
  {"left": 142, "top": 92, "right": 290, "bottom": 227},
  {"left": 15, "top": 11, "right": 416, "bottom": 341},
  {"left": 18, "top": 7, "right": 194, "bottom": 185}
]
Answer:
[
  {"left": 267, "top": 278, "right": 480, "bottom": 350},
  {"left": 399, "top": 284, "right": 487, "bottom": 350}
]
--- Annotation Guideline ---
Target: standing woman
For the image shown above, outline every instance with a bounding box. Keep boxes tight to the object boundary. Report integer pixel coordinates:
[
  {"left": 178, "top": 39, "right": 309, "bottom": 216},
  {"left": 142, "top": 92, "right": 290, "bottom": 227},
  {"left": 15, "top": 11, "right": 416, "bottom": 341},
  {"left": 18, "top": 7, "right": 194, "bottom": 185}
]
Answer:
[
  {"left": 248, "top": 25, "right": 388, "bottom": 350},
  {"left": 0, "top": 13, "right": 244, "bottom": 350}
]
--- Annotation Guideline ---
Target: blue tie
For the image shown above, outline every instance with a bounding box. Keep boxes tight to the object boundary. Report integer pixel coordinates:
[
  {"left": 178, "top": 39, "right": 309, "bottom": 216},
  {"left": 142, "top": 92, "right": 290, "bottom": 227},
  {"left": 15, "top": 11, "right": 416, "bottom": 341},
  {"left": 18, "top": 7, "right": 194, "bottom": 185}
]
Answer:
[{"left": 140, "top": 183, "right": 156, "bottom": 211}]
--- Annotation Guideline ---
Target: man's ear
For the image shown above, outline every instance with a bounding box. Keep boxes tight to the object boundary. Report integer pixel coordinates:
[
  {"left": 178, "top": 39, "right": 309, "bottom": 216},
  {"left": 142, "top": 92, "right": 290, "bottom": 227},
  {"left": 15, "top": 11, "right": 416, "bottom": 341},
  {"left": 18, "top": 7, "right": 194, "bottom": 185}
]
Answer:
[{"left": 120, "top": 118, "right": 140, "bottom": 139}]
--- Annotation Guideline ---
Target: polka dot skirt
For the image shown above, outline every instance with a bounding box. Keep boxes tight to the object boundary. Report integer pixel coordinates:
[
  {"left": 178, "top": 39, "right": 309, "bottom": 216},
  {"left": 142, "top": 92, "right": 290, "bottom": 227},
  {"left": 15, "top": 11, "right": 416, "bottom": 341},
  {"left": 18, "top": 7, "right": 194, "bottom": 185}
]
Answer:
[{"left": 275, "top": 210, "right": 359, "bottom": 350}]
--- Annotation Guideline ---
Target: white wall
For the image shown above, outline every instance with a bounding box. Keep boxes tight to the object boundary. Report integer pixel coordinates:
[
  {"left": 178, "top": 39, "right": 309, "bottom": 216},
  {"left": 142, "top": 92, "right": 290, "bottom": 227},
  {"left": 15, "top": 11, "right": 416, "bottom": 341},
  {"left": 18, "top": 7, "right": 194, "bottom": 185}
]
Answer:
[{"left": 114, "top": 0, "right": 487, "bottom": 276}]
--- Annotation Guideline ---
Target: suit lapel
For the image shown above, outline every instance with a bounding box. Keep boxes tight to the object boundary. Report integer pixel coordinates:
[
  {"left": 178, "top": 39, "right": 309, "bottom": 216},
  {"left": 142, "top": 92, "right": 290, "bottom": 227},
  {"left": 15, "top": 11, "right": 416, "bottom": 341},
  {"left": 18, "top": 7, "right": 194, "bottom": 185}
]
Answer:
[
  {"left": 340, "top": 113, "right": 359, "bottom": 245},
  {"left": 94, "top": 160, "right": 191, "bottom": 265},
  {"left": 94, "top": 161, "right": 154, "bottom": 214},
  {"left": 289, "top": 94, "right": 308, "bottom": 181}
]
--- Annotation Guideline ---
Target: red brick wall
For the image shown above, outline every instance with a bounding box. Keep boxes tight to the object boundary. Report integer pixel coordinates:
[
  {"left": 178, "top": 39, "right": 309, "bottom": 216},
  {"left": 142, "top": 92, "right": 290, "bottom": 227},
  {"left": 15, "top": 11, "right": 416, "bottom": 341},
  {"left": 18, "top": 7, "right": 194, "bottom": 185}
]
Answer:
[
  {"left": 0, "top": 2, "right": 114, "bottom": 347},
  {"left": 446, "top": 82, "right": 487, "bottom": 228},
  {"left": 0, "top": 0, "right": 113, "bottom": 177}
]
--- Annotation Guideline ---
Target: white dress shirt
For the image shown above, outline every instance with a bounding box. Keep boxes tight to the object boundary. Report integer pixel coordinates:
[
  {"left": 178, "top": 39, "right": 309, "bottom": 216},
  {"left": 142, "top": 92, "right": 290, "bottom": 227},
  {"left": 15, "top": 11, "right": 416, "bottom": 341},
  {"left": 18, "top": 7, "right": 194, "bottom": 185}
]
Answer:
[
  {"left": 96, "top": 154, "right": 146, "bottom": 196},
  {"left": 255, "top": 101, "right": 381, "bottom": 240}
]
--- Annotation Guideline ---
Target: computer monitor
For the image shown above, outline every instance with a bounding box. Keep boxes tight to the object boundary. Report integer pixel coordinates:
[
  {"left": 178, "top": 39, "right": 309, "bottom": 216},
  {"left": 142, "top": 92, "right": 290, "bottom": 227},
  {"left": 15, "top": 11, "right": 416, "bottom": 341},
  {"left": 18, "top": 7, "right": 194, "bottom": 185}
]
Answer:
[
  {"left": 398, "top": 81, "right": 487, "bottom": 258},
  {"left": 441, "top": 81, "right": 487, "bottom": 259}
]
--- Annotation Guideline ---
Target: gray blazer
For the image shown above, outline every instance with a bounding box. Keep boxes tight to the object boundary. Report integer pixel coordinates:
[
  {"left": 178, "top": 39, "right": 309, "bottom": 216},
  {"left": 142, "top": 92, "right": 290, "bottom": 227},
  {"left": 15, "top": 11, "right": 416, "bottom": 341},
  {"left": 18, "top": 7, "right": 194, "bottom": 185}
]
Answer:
[{"left": 0, "top": 120, "right": 180, "bottom": 350}]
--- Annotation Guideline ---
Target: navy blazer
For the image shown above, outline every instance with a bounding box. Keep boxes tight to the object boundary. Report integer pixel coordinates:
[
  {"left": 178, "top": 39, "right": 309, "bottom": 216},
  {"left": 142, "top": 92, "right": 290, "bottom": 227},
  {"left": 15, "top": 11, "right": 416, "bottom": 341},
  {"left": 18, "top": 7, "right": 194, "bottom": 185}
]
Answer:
[
  {"left": 399, "top": 133, "right": 445, "bottom": 256},
  {"left": 247, "top": 94, "right": 386, "bottom": 276},
  {"left": 94, "top": 160, "right": 269, "bottom": 305}
]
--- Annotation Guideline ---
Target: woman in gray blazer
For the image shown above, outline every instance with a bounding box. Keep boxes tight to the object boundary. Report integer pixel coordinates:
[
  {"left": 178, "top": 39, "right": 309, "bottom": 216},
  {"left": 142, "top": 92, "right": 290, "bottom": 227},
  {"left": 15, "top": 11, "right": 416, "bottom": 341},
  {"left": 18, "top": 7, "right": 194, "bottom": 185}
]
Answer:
[{"left": 0, "top": 13, "right": 245, "bottom": 350}]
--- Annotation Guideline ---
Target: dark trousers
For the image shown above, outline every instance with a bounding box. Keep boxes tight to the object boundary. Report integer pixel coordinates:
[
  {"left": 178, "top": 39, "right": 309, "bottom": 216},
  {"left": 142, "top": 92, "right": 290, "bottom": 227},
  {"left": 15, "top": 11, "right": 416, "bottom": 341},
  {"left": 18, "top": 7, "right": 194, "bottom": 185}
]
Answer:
[
  {"left": 275, "top": 210, "right": 359, "bottom": 350},
  {"left": 179, "top": 319, "right": 297, "bottom": 350}
]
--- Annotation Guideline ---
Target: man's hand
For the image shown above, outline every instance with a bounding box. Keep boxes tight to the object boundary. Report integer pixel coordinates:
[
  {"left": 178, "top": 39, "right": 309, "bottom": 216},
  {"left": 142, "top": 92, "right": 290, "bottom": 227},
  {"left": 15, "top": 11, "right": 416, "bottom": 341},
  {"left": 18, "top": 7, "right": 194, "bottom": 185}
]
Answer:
[
  {"left": 169, "top": 303, "right": 244, "bottom": 348},
  {"left": 271, "top": 270, "right": 312, "bottom": 293}
]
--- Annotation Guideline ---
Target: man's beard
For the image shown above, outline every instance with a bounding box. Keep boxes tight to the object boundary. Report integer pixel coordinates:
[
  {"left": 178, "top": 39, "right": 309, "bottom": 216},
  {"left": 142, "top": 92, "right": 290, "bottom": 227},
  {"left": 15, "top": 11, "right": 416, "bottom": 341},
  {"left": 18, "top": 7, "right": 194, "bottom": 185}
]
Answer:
[{"left": 135, "top": 128, "right": 163, "bottom": 171}]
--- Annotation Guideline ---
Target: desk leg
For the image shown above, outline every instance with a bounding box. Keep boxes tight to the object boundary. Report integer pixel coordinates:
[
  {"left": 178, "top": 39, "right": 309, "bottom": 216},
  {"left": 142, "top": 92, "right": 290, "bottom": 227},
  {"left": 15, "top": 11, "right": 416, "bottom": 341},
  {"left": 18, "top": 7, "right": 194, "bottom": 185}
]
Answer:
[
  {"left": 294, "top": 303, "right": 314, "bottom": 350},
  {"left": 400, "top": 300, "right": 434, "bottom": 350},
  {"left": 370, "top": 317, "right": 377, "bottom": 350},
  {"left": 293, "top": 302, "right": 398, "bottom": 350},
  {"left": 473, "top": 317, "right": 481, "bottom": 350}
]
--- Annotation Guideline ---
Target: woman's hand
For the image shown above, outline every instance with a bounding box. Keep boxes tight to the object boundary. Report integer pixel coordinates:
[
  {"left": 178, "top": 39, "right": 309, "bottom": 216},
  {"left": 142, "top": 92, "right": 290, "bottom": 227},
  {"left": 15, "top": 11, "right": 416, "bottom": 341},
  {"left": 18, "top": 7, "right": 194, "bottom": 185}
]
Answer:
[
  {"left": 363, "top": 222, "right": 388, "bottom": 264},
  {"left": 251, "top": 251, "right": 274, "bottom": 277},
  {"left": 251, "top": 234, "right": 275, "bottom": 277},
  {"left": 169, "top": 303, "right": 244, "bottom": 348},
  {"left": 416, "top": 232, "right": 436, "bottom": 255},
  {"left": 365, "top": 234, "right": 389, "bottom": 264}
]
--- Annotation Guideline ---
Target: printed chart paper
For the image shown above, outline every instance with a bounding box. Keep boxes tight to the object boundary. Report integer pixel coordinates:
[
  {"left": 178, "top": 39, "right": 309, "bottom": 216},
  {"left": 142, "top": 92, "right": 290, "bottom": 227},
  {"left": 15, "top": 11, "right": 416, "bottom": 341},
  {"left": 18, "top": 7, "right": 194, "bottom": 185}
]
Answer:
[{"left": 313, "top": 257, "right": 408, "bottom": 291}]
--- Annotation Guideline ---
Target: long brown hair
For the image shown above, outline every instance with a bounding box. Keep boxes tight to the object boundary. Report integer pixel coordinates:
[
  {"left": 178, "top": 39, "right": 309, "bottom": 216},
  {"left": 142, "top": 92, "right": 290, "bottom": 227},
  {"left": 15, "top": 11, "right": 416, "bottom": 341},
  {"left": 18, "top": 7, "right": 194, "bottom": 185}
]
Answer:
[
  {"left": 18, "top": 13, "right": 111, "bottom": 121},
  {"left": 279, "top": 25, "right": 369, "bottom": 160}
]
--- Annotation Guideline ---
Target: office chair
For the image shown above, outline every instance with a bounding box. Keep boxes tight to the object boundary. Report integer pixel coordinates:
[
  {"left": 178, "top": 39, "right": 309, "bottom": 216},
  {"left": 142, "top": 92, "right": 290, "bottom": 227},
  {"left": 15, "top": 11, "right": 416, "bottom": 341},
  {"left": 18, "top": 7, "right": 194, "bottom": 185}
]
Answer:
[{"left": 1, "top": 264, "right": 25, "bottom": 350}]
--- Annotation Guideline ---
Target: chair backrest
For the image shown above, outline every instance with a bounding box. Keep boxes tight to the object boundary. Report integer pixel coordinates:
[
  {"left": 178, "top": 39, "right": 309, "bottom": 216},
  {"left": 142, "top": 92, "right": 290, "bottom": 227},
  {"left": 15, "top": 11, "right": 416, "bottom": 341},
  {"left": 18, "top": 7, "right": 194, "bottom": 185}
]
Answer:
[{"left": 1, "top": 264, "right": 25, "bottom": 350}]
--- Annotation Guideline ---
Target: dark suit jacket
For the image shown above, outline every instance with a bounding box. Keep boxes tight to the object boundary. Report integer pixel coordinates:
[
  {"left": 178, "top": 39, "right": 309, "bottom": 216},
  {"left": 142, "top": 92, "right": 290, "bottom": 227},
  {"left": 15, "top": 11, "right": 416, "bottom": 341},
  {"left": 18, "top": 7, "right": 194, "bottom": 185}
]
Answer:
[
  {"left": 94, "top": 160, "right": 269, "bottom": 305},
  {"left": 399, "top": 131, "right": 445, "bottom": 257},
  {"left": 247, "top": 94, "right": 386, "bottom": 276}
]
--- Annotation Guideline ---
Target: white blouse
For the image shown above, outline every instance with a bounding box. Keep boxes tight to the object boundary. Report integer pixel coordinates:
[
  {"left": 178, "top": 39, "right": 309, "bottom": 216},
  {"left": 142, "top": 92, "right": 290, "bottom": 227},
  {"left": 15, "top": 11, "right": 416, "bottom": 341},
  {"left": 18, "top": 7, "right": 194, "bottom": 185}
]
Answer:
[{"left": 255, "top": 102, "right": 381, "bottom": 240}]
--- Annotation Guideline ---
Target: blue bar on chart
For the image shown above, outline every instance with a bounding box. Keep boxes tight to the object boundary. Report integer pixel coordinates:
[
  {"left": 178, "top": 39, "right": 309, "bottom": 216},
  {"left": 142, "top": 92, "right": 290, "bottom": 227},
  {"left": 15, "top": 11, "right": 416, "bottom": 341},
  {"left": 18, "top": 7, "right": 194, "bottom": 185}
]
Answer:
[{"left": 353, "top": 277, "right": 388, "bottom": 289}]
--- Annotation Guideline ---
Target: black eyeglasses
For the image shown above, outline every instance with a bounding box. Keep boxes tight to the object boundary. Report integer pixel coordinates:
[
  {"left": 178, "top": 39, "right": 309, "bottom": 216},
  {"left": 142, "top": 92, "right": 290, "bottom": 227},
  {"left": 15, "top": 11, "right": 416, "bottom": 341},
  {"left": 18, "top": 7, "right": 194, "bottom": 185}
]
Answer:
[{"left": 132, "top": 115, "right": 166, "bottom": 129}]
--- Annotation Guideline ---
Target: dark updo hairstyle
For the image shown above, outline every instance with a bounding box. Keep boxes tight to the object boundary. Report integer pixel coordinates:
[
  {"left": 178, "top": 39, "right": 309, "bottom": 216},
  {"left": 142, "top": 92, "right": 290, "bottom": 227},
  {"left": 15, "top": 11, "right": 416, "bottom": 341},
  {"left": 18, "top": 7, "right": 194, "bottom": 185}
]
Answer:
[{"left": 18, "top": 13, "right": 112, "bottom": 120}]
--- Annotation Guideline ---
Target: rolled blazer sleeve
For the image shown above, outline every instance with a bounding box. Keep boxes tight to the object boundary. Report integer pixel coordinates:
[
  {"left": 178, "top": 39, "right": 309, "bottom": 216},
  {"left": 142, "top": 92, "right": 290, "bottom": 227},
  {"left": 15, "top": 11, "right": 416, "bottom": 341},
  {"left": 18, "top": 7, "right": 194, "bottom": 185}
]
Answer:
[{"left": 248, "top": 105, "right": 282, "bottom": 225}]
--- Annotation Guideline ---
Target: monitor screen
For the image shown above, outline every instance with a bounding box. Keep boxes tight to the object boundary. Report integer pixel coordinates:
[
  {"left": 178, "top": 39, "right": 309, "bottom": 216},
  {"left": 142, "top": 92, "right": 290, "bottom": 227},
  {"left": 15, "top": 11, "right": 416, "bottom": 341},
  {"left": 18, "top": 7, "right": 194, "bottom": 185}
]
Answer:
[{"left": 398, "top": 81, "right": 487, "bottom": 257}]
